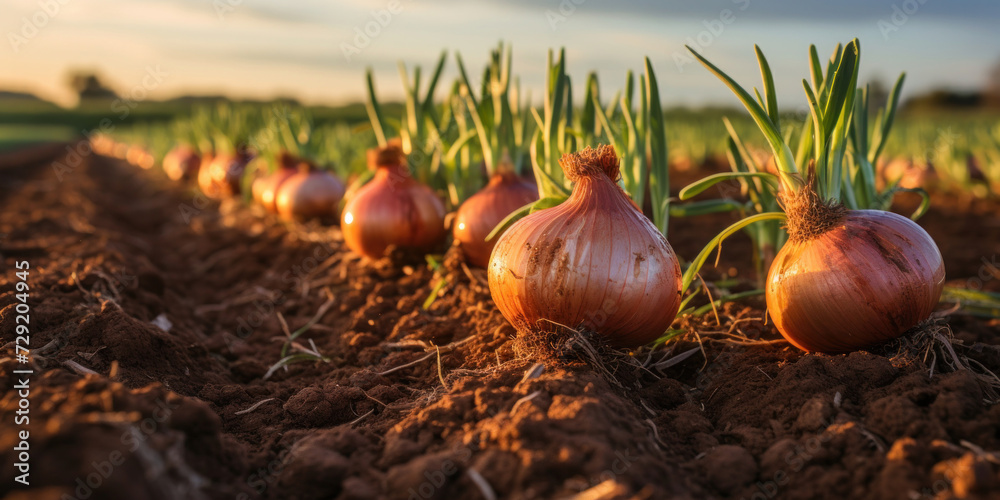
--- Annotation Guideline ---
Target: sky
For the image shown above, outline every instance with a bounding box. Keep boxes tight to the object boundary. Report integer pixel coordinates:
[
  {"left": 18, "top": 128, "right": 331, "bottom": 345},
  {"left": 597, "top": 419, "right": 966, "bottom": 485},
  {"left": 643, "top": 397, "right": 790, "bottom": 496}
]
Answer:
[{"left": 1, "top": 0, "right": 998, "bottom": 109}]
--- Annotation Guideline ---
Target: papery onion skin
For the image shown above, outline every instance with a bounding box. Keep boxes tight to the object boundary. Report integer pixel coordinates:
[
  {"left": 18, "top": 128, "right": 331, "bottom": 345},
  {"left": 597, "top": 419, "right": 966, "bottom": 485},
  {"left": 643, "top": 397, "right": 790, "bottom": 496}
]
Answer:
[
  {"left": 766, "top": 209, "right": 945, "bottom": 353},
  {"left": 251, "top": 168, "right": 275, "bottom": 207},
  {"left": 341, "top": 147, "right": 446, "bottom": 259},
  {"left": 257, "top": 168, "right": 297, "bottom": 213},
  {"left": 252, "top": 153, "right": 299, "bottom": 213},
  {"left": 126, "top": 145, "right": 153, "bottom": 169},
  {"left": 488, "top": 145, "right": 683, "bottom": 348},
  {"left": 196, "top": 158, "right": 218, "bottom": 198},
  {"left": 879, "top": 157, "right": 934, "bottom": 190},
  {"left": 112, "top": 142, "right": 129, "bottom": 160},
  {"left": 163, "top": 146, "right": 201, "bottom": 182},
  {"left": 454, "top": 172, "right": 538, "bottom": 268},
  {"left": 275, "top": 165, "right": 346, "bottom": 222},
  {"left": 199, "top": 152, "right": 251, "bottom": 199}
]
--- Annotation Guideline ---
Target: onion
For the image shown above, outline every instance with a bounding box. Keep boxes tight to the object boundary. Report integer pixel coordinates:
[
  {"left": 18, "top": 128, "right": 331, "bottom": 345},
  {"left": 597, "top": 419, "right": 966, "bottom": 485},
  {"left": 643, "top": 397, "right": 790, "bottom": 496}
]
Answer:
[
  {"left": 488, "top": 145, "right": 683, "bottom": 348},
  {"left": 197, "top": 155, "right": 222, "bottom": 198},
  {"left": 199, "top": 152, "right": 251, "bottom": 199},
  {"left": 251, "top": 152, "right": 298, "bottom": 213},
  {"left": 879, "top": 157, "right": 934, "bottom": 190},
  {"left": 453, "top": 171, "right": 538, "bottom": 268},
  {"left": 766, "top": 186, "right": 945, "bottom": 353},
  {"left": 275, "top": 161, "right": 346, "bottom": 222},
  {"left": 163, "top": 145, "right": 201, "bottom": 182},
  {"left": 126, "top": 145, "right": 153, "bottom": 169},
  {"left": 341, "top": 145, "right": 446, "bottom": 259},
  {"left": 112, "top": 142, "right": 129, "bottom": 160},
  {"left": 967, "top": 154, "right": 986, "bottom": 181}
]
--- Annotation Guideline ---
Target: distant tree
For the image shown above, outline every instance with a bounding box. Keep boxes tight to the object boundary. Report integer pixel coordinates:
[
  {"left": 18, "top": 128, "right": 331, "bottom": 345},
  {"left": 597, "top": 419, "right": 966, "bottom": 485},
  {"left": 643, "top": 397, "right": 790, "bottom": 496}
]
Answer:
[
  {"left": 986, "top": 58, "right": 1000, "bottom": 108},
  {"left": 903, "top": 89, "right": 981, "bottom": 112},
  {"left": 866, "top": 77, "right": 889, "bottom": 112},
  {"left": 66, "top": 70, "right": 117, "bottom": 103}
]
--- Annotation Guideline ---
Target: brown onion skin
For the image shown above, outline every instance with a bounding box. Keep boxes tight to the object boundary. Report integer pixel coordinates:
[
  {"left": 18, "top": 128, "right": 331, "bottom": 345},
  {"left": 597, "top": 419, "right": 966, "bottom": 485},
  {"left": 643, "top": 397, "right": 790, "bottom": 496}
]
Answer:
[
  {"left": 252, "top": 153, "right": 299, "bottom": 212},
  {"left": 112, "top": 142, "right": 129, "bottom": 160},
  {"left": 126, "top": 145, "right": 152, "bottom": 169},
  {"left": 880, "top": 157, "right": 934, "bottom": 190},
  {"left": 766, "top": 210, "right": 945, "bottom": 353},
  {"left": 198, "top": 154, "right": 223, "bottom": 198},
  {"left": 251, "top": 168, "right": 270, "bottom": 205},
  {"left": 195, "top": 152, "right": 214, "bottom": 193},
  {"left": 488, "top": 146, "right": 683, "bottom": 348},
  {"left": 275, "top": 165, "right": 346, "bottom": 222},
  {"left": 254, "top": 167, "right": 296, "bottom": 213},
  {"left": 163, "top": 146, "right": 201, "bottom": 182},
  {"left": 341, "top": 151, "right": 446, "bottom": 259},
  {"left": 199, "top": 152, "right": 251, "bottom": 199},
  {"left": 453, "top": 172, "right": 538, "bottom": 268}
]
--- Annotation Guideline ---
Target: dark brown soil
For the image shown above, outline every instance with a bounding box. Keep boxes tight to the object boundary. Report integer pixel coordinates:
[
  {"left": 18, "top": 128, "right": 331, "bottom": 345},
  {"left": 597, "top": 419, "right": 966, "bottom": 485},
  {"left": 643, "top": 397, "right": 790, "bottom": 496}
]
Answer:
[{"left": 1, "top": 145, "right": 999, "bottom": 500}]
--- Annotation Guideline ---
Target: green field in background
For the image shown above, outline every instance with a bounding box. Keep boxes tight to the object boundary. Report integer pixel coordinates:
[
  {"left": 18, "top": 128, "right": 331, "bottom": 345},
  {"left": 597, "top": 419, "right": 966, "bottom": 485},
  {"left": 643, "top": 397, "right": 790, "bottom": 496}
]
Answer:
[
  {"left": 0, "top": 124, "right": 77, "bottom": 151},
  {"left": 0, "top": 96, "right": 997, "bottom": 156}
]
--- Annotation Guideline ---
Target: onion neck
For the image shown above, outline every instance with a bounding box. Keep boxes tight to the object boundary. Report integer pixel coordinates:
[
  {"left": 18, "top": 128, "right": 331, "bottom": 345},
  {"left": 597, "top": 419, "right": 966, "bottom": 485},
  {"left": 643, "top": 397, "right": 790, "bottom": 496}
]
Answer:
[
  {"left": 780, "top": 182, "right": 847, "bottom": 244},
  {"left": 558, "top": 145, "right": 638, "bottom": 212},
  {"left": 569, "top": 174, "right": 635, "bottom": 213},
  {"left": 375, "top": 164, "right": 412, "bottom": 183},
  {"left": 277, "top": 151, "right": 298, "bottom": 169},
  {"left": 488, "top": 171, "right": 526, "bottom": 188},
  {"left": 235, "top": 143, "right": 253, "bottom": 160},
  {"left": 297, "top": 160, "right": 320, "bottom": 175}
]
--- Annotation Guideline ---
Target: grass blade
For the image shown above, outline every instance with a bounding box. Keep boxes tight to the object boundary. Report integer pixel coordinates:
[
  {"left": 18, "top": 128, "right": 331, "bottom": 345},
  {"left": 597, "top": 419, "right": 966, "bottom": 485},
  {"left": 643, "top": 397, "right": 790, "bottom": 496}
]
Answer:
[
  {"left": 820, "top": 39, "right": 859, "bottom": 139},
  {"left": 754, "top": 45, "right": 781, "bottom": 136},
  {"left": 365, "top": 68, "right": 388, "bottom": 147},
  {"left": 686, "top": 46, "right": 802, "bottom": 190},
  {"left": 871, "top": 72, "right": 905, "bottom": 164},
  {"left": 644, "top": 57, "right": 670, "bottom": 235}
]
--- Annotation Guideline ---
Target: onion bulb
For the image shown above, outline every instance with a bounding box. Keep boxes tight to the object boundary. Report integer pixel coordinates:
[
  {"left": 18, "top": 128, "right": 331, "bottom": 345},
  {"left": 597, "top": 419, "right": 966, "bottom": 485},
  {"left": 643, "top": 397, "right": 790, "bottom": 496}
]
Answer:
[
  {"left": 275, "top": 161, "right": 346, "bottom": 222},
  {"left": 112, "top": 142, "right": 129, "bottom": 160},
  {"left": 199, "top": 152, "right": 251, "bottom": 199},
  {"left": 163, "top": 145, "right": 201, "bottom": 182},
  {"left": 879, "top": 157, "right": 934, "bottom": 190},
  {"left": 453, "top": 170, "right": 538, "bottom": 268},
  {"left": 251, "top": 152, "right": 298, "bottom": 213},
  {"left": 341, "top": 145, "right": 446, "bottom": 259},
  {"left": 488, "top": 145, "right": 683, "bottom": 348},
  {"left": 126, "top": 145, "right": 153, "bottom": 169},
  {"left": 766, "top": 187, "right": 945, "bottom": 353}
]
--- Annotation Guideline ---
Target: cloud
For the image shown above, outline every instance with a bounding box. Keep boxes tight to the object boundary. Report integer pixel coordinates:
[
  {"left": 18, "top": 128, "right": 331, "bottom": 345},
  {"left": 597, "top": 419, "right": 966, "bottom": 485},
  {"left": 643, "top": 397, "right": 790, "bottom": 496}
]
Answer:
[{"left": 428, "top": 0, "right": 1000, "bottom": 22}]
